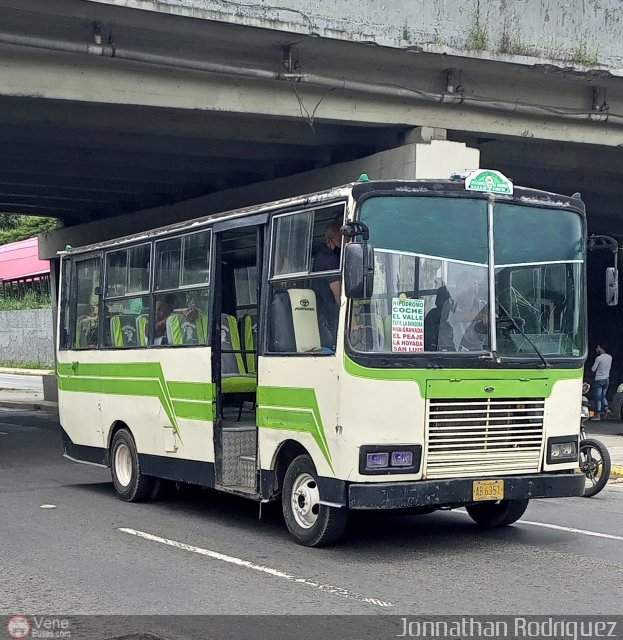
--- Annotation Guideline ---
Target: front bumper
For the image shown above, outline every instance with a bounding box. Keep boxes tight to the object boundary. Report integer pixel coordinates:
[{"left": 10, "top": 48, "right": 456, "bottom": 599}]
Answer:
[{"left": 348, "top": 472, "right": 585, "bottom": 510}]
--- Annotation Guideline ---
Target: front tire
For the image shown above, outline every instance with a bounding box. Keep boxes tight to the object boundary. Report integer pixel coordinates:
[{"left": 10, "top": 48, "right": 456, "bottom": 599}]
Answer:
[
  {"left": 110, "top": 428, "right": 154, "bottom": 502},
  {"left": 282, "top": 455, "right": 349, "bottom": 547},
  {"left": 465, "top": 499, "right": 529, "bottom": 527},
  {"left": 580, "top": 439, "right": 611, "bottom": 497}
]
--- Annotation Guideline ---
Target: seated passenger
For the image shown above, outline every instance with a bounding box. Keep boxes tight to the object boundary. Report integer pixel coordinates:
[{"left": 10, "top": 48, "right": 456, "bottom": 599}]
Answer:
[
  {"left": 82, "top": 304, "right": 99, "bottom": 348},
  {"left": 153, "top": 299, "right": 173, "bottom": 345},
  {"left": 424, "top": 286, "right": 454, "bottom": 351},
  {"left": 152, "top": 295, "right": 198, "bottom": 345}
]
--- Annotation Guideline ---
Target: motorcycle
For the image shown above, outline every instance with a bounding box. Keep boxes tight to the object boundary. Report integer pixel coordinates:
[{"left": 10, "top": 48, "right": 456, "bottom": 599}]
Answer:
[{"left": 580, "top": 382, "right": 611, "bottom": 497}]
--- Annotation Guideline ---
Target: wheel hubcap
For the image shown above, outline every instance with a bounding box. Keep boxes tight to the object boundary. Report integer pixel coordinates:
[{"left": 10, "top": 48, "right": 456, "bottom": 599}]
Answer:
[
  {"left": 114, "top": 443, "right": 133, "bottom": 487},
  {"left": 291, "top": 472, "right": 320, "bottom": 529},
  {"left": 581, "top": 450, "right": 603, "bottom": 486}
]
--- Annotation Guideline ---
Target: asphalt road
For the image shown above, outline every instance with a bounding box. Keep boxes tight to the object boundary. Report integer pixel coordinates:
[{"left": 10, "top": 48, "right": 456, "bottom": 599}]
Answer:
[{"left": 1, "top": 409, "right": 623, "bottom": 638}]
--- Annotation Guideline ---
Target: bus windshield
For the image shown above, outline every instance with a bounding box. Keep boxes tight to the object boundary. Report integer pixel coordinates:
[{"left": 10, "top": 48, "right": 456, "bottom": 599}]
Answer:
[{"left": 350, "top": 195, "right": 584, "bottom": 359}]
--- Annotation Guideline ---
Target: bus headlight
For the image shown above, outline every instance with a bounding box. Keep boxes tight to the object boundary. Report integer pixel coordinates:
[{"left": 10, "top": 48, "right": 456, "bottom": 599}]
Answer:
[
  {"left": 366, "top": 452, "right": 389, "bottom": 468},
  {"left": 547, "top": 437, "right": 578, "bottom": 464},
  {"left": 391, "top": 451, "right": 414, "bottom": 467},
  {"left": 360, "top": 445, "right": 422, "bottom": 474}
]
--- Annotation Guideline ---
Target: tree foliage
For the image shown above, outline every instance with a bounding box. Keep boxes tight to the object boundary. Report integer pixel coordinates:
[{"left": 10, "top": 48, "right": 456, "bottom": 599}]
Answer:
[{"left": 0, "top": 215, "right": 57, "bottom": 246}]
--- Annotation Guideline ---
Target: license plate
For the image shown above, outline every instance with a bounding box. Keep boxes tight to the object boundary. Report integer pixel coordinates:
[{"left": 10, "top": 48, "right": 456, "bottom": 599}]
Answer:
[{"left": 472, "top": 479, "right": 504, "bottom": 502}]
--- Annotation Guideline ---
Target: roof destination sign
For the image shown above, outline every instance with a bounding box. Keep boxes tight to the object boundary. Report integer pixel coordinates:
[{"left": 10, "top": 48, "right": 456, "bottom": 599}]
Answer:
[{"left": 465, "top": 169, "right": 513, "bottom": 195}]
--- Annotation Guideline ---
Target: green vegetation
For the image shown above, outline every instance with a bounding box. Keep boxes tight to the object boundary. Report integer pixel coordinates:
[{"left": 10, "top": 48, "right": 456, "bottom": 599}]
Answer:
[
  {"left": 401, "top": 19, "right": 412, "bottom": 43},
  {"left": 0, "top": 214, "right": 57, "bottom": 246},
  {"left": 498, "top": 22, "right": 533, "bottom": 57},
  {"left": 467, "top": 9, "right": 488, "bottom": 51},
  {"left": 572, "top": 39, "right": 600, "bottom": 67},
  {"left": 0, "top": 291, "right": 51, "bottom": 311},
  {"left": 0, "top": 360, "right": 52, "bottom": 371}
]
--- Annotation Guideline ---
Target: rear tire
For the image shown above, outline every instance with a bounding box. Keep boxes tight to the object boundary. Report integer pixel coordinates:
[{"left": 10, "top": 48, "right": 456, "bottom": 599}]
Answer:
[
  {"left": 282, "top": 454, "right": 349, "bottom": 547},
  {"left": 149, "top": 478, "right": 178, "bottom": 501},
  {"left": 465, "top": 499, "right": 529, "bottom": 527},
  {"left": 580, "top": 438, "right": 611, "bottom": 497},
  {"left": 110, "top": 428, "right": 154, "bottom": 502}
]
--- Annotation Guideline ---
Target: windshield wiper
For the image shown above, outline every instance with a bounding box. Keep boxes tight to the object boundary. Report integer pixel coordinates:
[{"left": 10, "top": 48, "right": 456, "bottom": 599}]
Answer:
[{"left": 496, "top": 301, "right": 551, "bottom": 369}]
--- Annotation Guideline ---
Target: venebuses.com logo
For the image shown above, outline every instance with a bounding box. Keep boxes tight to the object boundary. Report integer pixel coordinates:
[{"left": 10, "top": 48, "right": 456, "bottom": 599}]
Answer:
[
  {"left": 7, "top": 617, "right": 30, "bottom": 639},
  {"left": 6, "top": 616, "right": 70, "bottom": 639}
]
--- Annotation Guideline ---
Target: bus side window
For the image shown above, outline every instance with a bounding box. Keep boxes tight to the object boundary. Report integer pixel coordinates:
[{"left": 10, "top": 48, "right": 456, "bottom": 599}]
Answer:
[
  {"left": 267, "top": 204, "right": 345, "bottom": 354},
  {"left": 104, "top": 244, "right": 150, "bottom": 348},
  {"left": 152, "top": 229, "right": 212, "bottom": 347},
  {"left": 72, "top": 256, "right": 101, "bottom": 349},
  {"left": 59, "top": 258, "right": 72, "bottom": 350}
]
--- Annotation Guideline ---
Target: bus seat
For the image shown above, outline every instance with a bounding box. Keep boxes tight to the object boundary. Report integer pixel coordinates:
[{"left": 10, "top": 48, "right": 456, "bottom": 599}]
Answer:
[
  {"left": 355, "top": 312, "right": 385, "bottom": 351},
  {"left": 166, "top": 311, "right": 208, "bottom": 345},
  {"left": 221, "top": 313, "right": 256, "bottom": 394},
  {"left": 110, "top": 315, "right": 139, "bottom": 348},
  {"left": 239, "top": 313, "right": 257, "bottom": 374},
  {"left": 76, "top": 315, "right": 95, "bottom": 348},
  {"left": 136, "top": 314, "right": 148, "bottom": 347},
  {"left": 269, "top": 291, "right": 297, "bottom": 352},
  {"left": 352, "top": 300, "right": 386, "bottom": 351},
  {"left": 288, "top": 289, "right": 321, "bottom": 352},
  {"left": 269, "top": 289, "right": 322, "bottom": 352},
  {"left": 539, "top": 298, "right": 555, "bottom": 333}
]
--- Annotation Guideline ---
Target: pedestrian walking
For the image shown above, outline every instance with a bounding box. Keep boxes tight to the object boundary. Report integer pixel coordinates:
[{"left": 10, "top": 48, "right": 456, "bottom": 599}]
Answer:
[{"left": 591, "top": 343, "right": 612, "bottom": 420}]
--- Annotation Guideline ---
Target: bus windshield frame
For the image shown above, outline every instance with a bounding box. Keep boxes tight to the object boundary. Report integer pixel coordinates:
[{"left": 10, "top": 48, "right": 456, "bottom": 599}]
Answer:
[{"left": 347, "top": 189, "right": 586, "bottom": 368}]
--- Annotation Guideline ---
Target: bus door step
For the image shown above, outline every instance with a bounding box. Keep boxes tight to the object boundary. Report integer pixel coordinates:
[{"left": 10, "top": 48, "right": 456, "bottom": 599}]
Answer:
[{"left": 221, "top": 426, "right": 257, "bottom": 488}]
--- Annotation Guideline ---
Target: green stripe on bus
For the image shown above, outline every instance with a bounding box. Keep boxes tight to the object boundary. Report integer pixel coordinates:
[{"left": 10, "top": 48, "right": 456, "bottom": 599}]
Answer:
[
  {"left": 56, "top": 362, "right": 215, "bottom": 433},
  {"left": 168, "top": 381, "right": 215, "bottom": 401},
  {"left": 343, "top": 355, "right": 582, "bottom": 398},
  {"left": 58, "top": 362, "right": 163, "bottom": 378},
  {"left": 257, "top": 386, "right": 333, "bottom": 472},
  {"left": 172, "top": 400, "right": 215, "bottom": 421}
]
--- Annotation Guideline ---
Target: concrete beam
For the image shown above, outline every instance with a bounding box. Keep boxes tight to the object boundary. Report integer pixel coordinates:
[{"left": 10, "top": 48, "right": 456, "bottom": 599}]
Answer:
[
  {"left": 1, "top": 45, "right": 622, "bottom": 149},
  {"left": 83, "top": 0, "right": 623, "bottom": 73},
  {"left": 39, "top": 140, "right": 480, "bottom": 258}
]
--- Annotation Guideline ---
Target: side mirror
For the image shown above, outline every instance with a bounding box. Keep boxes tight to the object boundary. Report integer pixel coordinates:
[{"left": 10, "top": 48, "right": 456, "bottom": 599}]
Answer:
[
  {"left": 606, "top": 266, "right": 618, "bottom": 306},
  {"left": 344, "top": 242, "right": 374, "bottom": 299}
]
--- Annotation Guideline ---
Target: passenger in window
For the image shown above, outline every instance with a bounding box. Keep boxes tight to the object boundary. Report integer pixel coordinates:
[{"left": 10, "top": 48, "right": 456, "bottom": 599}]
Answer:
[
  {"left": 152, "top": 295, "right": 199, "bottom": 346},
  {"left": 445, "top": 273, "right": 488, "bottom": 351},
  {"left": 312, "top": 221, "right": 343, "bottom": 349},
  {"left": 77, "top": 300, "right": 99, "bottom": 348},
  {"left": 424, "top": 285, "right": 454, "bottom": 351},
  {"left": 153, "top": 298, "right": 174, "bottom": 345}
]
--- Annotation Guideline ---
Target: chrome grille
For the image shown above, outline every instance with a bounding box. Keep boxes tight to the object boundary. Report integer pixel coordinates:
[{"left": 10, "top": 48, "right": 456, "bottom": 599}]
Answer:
[{"left": 425, "top": 398, "right": 545, "bottom": 479}]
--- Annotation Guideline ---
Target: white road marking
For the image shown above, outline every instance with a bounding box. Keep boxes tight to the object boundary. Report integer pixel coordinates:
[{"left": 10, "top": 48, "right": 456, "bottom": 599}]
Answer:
[
  {"left": 452, "top": 509, "right": 623, "bottom": 542},
  {"left": 0, "top": 431, "right": 8, "bottom": 435},
  {"left": 120, "top": 527, "right": 394, "bottom": 608},
  {"left": 518, "top": 520, "right": 623, "bottom": 542}
]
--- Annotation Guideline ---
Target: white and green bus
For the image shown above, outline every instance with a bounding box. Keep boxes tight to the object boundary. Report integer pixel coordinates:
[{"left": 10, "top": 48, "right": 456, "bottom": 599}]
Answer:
[{"left": 57, "top": 170, "right": 591, "bottom": 546}]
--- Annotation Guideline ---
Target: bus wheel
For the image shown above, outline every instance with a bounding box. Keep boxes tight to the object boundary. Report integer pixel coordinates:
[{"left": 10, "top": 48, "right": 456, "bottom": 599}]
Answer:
[
  {"left": 282, "top": 455, "right": 348, "bottom": 547},
  {"left": 465, "top": 499, "right": 529, "bottom": 527},
  {"left": 110, "top": 429, "right": 154, "bottom": 502}
]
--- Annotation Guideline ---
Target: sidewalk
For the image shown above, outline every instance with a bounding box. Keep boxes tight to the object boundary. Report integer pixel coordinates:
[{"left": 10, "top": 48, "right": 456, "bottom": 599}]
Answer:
[
  {"left": 584, "top": 418, "right": 623, "bottom": 480},
  {"left": 0, "top": 370, "right": 58, "bottom": 414},
  {"left": 0, "top": 389, "right": 58, "bottom": 414},
  {"left": 0, "top": 366, "right": 53, "bottom": 376}
]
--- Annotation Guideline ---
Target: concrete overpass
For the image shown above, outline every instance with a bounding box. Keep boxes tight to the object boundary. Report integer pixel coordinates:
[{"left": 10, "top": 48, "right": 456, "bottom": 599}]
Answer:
[{"left": 0, "top": 0, "right": 622, "bottom": 362}]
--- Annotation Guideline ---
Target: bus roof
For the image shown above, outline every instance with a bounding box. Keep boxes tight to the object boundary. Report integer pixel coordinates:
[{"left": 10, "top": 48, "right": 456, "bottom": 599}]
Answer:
[{"left": 59, "top": 179, "right": 585, "bottom": 257}]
